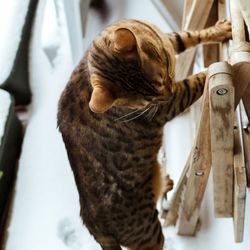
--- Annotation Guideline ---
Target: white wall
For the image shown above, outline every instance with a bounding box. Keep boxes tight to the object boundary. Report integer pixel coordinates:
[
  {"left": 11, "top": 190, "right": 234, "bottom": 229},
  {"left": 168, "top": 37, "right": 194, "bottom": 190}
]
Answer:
[{"left": 4, "top": 1, "right": 250, "bottom": 250}]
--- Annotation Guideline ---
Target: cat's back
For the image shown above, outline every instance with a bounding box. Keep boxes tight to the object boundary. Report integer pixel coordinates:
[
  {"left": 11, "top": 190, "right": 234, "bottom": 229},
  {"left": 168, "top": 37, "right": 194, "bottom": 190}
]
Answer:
[{"left": 57, "top": 56, "right": 165, "bottom": 248}]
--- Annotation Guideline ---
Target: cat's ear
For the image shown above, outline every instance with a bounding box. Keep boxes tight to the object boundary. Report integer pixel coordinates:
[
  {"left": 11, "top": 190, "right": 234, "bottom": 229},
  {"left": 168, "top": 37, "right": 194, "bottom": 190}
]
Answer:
[
  {"left": 89, "top": 83, "right": 115, "bottom": 113},
  {"left": 112, "top": 28, "right": 137, "bottom": 53}
]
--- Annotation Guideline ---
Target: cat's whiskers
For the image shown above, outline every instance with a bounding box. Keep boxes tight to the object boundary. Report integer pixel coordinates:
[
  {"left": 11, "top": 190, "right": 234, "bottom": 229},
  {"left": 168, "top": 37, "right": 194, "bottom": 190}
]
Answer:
[
  {"left": 118, "top": 106, "right": 152, "bottom": 123},
  {"left": 146, "top": 105, "right": 159, "bottom": 121},
  {"left": 114, "top": 108, "right": 141, "bottom": 122}
]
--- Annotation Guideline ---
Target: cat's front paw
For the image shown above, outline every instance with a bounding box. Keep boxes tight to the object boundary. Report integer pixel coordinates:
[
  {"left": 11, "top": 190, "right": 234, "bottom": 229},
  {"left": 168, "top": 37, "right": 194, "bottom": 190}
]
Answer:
[{"left": 214, "top": 19, "right": 232, "bottom": 42}]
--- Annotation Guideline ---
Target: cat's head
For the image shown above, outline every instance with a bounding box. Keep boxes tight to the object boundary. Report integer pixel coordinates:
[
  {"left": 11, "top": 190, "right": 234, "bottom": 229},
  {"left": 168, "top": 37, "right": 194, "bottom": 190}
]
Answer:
[{"left": 87, "top": 19, "right": 175, "bottom": 113}]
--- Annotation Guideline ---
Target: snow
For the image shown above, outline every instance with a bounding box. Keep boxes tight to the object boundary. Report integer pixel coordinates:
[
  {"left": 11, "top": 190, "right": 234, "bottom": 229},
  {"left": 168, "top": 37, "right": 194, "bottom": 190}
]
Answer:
[
  {"left": 4, "top": 0, "right": 250, "bottom": 250},
  {"left": 0, "top": 0, "right": 30, "bottom": 84},
  {"left": 0, "top": 90, "right": 11, "bottom": 146}
]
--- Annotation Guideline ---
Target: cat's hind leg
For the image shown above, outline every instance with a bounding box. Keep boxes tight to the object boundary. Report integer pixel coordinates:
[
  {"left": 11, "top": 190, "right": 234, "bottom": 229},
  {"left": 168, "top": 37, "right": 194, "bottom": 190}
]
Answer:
[
  {"left": 94, "top": 234, "right": 122, "bottom": 250},
  {"left": 163, "top": 174, "right": 174, "bottom": 199},
  {"left": 152, "top": 163, "right": 164, "bottom": 203},
  {"left": 152, "top": 163, "right": 174, "bottom": 201},
  {"left": 167, "top": 20, "right": 231, "bottom": 54},
  {"left": 127, "top": 218, "right": 164, "bottom": 250}
]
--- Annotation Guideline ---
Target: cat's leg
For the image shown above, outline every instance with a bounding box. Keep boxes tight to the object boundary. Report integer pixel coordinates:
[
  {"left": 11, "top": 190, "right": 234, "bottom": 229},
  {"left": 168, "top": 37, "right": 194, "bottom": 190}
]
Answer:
[
  {"left": 167, "top": 20, "right": 231, "bottom": 54},
  {"left": 163, "top": 174, "right": 174, "bottom": 198},
  {"left": 159, "top": 71, "right": 207, "bottom": 122},
  {"left": 152, "top": 163, "right": 174, "bottom": 201},
  {"left": 94, "top": 234, "right": 122, "bottom": 250},
  {"left": 127, "top": 218, "right": 164, "bottom": 250},
  {"left": 152, "top": 163, "right": 164, "bottom": 203}
]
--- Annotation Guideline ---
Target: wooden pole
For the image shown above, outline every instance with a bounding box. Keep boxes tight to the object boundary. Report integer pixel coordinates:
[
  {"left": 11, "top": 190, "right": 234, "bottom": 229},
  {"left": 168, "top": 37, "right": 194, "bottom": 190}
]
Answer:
[
  {"left": 229, "top": 0, "right": 250, "bottom": 65},
  {"left": 175, "top": 0, "right": 215, "bottom": 81},
  {"left": 218, "top": 0, "right": 229, "bottom": 61},
  {"left": 242, "top": 126, "right": 250, "bottom": 188},
  {"left": 229, "top": 0, "right": 250, "bottom": 203},
  {"left": 177, "top": 79, "right": 212, "bottom": 235},
  {"left": 230, "top": 0, "right": 246, "bottom": 42},
  {"left": 233, "top": 62, "right": 250, "bottom": 192},
  {"left": 209, "top": 62, "right": 234, "bottom": 217},
  {"left": 233, "top": 108, "right": 247, "bottom": 242},
  {"left": 239, "top": 0, "right": 250, "bottom": 39},
  {"left": 163, "top": 155, "right": 190, "bottom": 226},
  {"left": 203, "top": 0, "right": 219, "bottom": 67}
]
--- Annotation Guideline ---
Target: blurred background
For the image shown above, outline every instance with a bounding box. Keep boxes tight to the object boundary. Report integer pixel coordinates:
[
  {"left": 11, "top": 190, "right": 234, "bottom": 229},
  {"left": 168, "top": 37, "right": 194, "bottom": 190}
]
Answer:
[{"left": 0, "top": 1, "right": 249, "bottom": 250}]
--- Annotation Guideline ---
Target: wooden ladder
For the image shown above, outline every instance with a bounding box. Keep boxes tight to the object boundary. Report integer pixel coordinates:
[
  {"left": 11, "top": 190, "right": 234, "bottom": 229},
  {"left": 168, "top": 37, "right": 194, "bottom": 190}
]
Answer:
[{"left": 163, "top": 0, "right": 250, "bottom": 242}]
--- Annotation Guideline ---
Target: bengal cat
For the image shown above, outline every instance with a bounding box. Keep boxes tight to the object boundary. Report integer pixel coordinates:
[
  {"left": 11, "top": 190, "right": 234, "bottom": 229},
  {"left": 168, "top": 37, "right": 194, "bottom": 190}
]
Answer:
[{"left": 58, "top": 19, "right": 231, "bottom": 250}]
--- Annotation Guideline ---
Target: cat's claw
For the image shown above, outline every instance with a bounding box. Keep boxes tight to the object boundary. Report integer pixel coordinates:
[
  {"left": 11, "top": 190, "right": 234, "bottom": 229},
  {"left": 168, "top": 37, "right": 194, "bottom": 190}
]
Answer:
[{"left": 214, "top": 19, "right": 232, "bottom": 41}]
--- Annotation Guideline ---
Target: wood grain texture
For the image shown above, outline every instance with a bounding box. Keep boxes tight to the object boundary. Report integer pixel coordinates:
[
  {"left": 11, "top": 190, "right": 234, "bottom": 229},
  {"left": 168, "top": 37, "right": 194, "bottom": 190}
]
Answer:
[
  {"left": 218, "top": 0, "right": 229, "bottom": 61},
  {"left": 239, "top": 0, "right": 250, "bottom": 38},
  {"left": 208, "top": 62, "right": 250, "bottom": 219},
  {"left": 175, "top": 0, "right": 215, "bottom": 81},
  {"left": 163, "top": 155, "right": 190, "bottom": 226},
  {"left": 203, "top": 0, "right": 219, "bottom": 67},
  {"left": 230, "top": 42, "right": 250, "bottom": 65},
  {"left": 232, "top": 62, "right": 250, "bottom": 112},
  {"left": 182, "top": 0, "right": 194, "bottom": 30},
  {"left": 233, "top": 111, "right": 247, "bottom": 242},
  {"left": 232, "top": 62, "right": 250, "bottom": 192},
  {"left": 230, "top": 0, "right": 246, "bottom": 42},
  {"left": 183, "top": 0, "right": 215, "bottom": 31},
  {"left": 177, "top": 78, "right": 212, "bottom": 235},
  {"left": 208, "top": 62, "right": 234, "bottom": 217},
  {"left": 242, "top": 127, "right": 250, "bottom": 188}
]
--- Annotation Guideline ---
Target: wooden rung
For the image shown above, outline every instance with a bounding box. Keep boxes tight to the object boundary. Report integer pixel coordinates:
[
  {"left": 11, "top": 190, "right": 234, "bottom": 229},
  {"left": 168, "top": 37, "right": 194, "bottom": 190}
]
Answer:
[
  {"left": 218, "top": 0, "right": 230, "bottom": 61},
  {"left": 239, "top": 0, "right": 250, "bottom": 37},
  {"left": 208, "top": 62, "right": 234, "bottom": 217},
  {"left": 182, "top": 0, "right": 193, "bottom": 30},
  {"left": 242, "top": 86, "right": 250, "bottom": 121},
  {"left": 230, "top": 0, "right": 246, "bottom": 42},
  {"left": 230, "top": 42, "right": 250, "bottom": 65},
  {"left": 177, "top": 79, "right": 211, "bottom": 236},
  {"left": 163, "top": 155, "right": 190, "bottom": 226},
  {"left": 231, "top": 62, "right": 250, "bottom": 108},
  {"left": 203, "top": 0, "right": 219, "bottom": 67},
  {"left": 175, "top": 49, "right": 196, "bottom": 81},
  {"left": 176, "top": 0, "right": 214, "bottom": 81},
  {"left": 242, "top": 126, "right": 250, "bottom": 188},
  {"left": 231, "top": 62, "right": 250, "bottom": 121},
  {"left": 233, "top": 109, "right": 247, "bottom": 242},
  {"left": 183, "top": 0, "right": 214, "bottom": 30},
  {"left": 218, "top": 0, "right": 226, "bottom": 20},
  {"left": 232, "top": 62, "right": 250, "bottom": 189}
]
